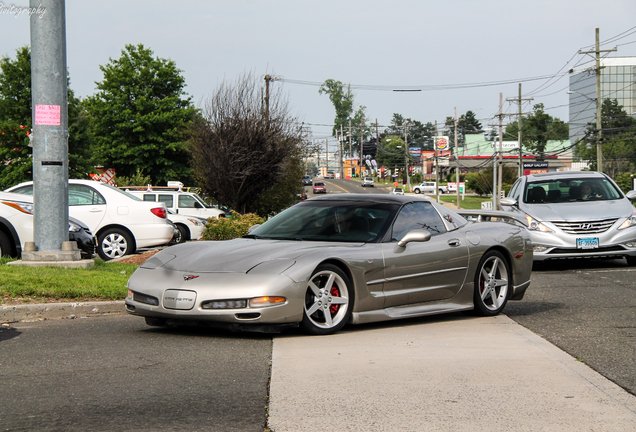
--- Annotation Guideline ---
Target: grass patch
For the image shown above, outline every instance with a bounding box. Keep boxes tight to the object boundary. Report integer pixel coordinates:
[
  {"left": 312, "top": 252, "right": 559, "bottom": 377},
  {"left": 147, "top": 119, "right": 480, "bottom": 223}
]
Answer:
[
  {"left": 0, "top": 258, "right": 138, "bottom": 305},
  {"left": 438, "top": 195, "right": 491, "bottom": 209}
]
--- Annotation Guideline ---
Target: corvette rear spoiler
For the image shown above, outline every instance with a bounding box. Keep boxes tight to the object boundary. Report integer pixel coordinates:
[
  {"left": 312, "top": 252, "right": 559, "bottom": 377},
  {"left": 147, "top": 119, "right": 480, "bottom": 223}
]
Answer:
[{"left": 455, "top": 210, "right": 528, "bottom": 227}]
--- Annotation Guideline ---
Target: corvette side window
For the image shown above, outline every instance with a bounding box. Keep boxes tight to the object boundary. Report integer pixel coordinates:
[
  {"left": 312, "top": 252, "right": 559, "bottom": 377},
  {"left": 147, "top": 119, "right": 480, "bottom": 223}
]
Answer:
[{"left": 391, "top": 202, "right": 447, "bottom": 241}]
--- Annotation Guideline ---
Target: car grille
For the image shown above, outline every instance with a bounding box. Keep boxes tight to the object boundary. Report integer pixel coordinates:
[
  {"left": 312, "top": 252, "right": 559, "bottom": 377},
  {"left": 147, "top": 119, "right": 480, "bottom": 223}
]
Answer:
[
  {"left": 547, "top": 245, "right": 626, "bottom": 254},
  {"left": 551, "top": 219, "right": 617, "bottom": 235}
]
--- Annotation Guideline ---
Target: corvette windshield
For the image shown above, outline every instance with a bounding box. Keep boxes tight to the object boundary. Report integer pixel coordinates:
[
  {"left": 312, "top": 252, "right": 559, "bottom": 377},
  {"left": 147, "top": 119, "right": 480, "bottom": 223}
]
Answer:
[{"left": 246, "top": 201, "right": 399, "bottom": 242}]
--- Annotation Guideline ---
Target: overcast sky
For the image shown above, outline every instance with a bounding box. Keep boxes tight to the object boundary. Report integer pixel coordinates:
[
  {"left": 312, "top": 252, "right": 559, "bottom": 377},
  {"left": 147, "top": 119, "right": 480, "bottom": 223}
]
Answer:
[{"left": 2, "top": 0, "right": 636, "bottom": 143}]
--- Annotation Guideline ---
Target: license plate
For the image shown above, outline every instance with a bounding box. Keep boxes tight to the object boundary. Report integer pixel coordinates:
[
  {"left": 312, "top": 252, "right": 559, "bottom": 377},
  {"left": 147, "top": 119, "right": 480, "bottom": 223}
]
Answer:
[
  {"left": 577, "top": 238, "right": 599, "bottom": 249},
  {"left": 163, "top": 290, "right": 197, "bottom": 310}
]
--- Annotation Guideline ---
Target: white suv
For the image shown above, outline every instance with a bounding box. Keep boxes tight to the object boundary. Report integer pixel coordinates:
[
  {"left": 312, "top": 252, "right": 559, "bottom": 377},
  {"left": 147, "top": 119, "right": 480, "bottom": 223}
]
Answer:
[
  {"left": 361, "top": 177, "right": 374, "bottom": 187},
  {"left": 5, "top": 180, "right": 174, "bottom": 260},
  {"left": 122, "top": 182, "right": 225, "bottom": 219}
]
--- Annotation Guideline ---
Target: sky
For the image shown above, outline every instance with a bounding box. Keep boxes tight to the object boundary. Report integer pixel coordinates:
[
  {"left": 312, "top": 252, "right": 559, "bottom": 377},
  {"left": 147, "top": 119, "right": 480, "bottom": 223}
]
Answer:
[{"left": 2, "top": 0, "right": 636, "bottom": 146}]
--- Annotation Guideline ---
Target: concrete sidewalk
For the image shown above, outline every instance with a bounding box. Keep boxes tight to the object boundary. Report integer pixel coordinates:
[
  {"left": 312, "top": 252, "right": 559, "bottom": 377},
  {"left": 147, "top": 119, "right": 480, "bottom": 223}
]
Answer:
[{"left": 268, "top": 314, "right": 636, "bottom": 432}]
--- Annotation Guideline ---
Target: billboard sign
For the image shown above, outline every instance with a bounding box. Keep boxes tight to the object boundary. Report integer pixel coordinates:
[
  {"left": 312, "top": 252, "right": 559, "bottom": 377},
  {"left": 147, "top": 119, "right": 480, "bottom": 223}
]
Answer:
[
  {"left": 436, "top": 136, "right": 449, "bottom": 151},
  {"left": 523, "top": 162, "right": 548, "bottom": 176}
]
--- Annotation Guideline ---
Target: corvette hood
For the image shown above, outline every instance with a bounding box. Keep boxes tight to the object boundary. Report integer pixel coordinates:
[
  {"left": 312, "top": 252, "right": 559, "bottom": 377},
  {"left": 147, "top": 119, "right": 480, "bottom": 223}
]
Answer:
[
  {"left": 155, "top": 238, "right": 363, "bottom": 273},
  {"left": 525, "top": 199, "right": 633, "bottom": 222}
]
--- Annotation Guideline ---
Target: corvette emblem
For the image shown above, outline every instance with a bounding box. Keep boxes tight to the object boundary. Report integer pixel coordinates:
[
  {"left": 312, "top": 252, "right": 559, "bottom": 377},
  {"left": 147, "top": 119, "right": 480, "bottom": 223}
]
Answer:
[{"left": 183, "top": 275, "right": 199, "bottom": 281}]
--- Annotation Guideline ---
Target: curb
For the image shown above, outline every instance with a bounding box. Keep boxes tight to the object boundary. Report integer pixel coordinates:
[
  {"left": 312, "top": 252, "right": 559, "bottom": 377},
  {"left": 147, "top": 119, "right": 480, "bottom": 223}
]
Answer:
[{"left": 1, "top": 301, "right": 126, "bottom": 324}]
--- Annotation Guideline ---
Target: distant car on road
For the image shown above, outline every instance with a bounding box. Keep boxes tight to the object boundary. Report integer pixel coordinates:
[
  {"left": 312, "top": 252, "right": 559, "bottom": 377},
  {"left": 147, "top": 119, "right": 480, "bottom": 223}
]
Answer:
[
  {"left": 302, "top": 175, "right": 313, "bottom": 186},
  {"left": 325, "top": 172, "right": 336, "bottom": 179},
  {"left": 361, "top": 177, "right": 374, "bottom": 187},
  {"left": 501, "top": 171, "right": 636, "bottom": 264},
  {"left": 390, "top": 187, "right": 404, "bottom": 195},
  {"left": 313, "top": 182, "right": 327, "bottom": 194},
  {"left": 412, "top": 182, "right": 448, "bottom": 194}
]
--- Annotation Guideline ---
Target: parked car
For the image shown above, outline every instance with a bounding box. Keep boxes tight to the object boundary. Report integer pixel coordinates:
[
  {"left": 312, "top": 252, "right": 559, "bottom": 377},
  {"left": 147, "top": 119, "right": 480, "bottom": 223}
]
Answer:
[
  {"left": 5, "top": 180, "right": 174, "bottom": 260},
  {"left": 302, "top": 175, "right": 313, "bottom": 186},
  {"left": 166, "top": 209, "right": 207, "bottom": 244},
  {"left": 501, "top": 171, "right": 636, "bottom": 264},
  {"left": 313, "top": 182, "right": 327, "bottom": 194},
  {"left": 0, "top": 191, "right": 96, "bottom": 258},
  {"left": 125, "top": 194, "right": 532, "bottom": 335},
  {"left": 122, "top": 183, "right": 225, "bottom": 219},
  {"left": 361, "top": 177, "right": 374, "bottom": 187},
  {"left": 412, "top": 181, "right": 448, "bottom": 194},
  {"left": 390, "top": 187, "right": 404, "bottom": 195}
]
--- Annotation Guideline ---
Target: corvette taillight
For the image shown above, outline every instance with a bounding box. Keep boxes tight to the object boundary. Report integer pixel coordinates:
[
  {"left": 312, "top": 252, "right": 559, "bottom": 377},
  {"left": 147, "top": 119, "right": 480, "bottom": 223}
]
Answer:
[{"left": 151, "top": 207, "right": 167, "bottom": 219}]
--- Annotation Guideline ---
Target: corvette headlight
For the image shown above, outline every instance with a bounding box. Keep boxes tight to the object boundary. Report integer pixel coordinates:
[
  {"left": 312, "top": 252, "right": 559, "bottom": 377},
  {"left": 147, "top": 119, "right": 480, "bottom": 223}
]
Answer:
[
  {"left": 525, "top": 215, "right": 553, "bottom": 233},
  {"left": 618, "top": 210, "right": 636, "bottom": 230}
]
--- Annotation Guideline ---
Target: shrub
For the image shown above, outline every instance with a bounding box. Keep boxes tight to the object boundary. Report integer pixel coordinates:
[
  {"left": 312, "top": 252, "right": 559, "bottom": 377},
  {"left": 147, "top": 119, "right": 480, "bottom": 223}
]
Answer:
[{"left": 202, "top": 212, "right": 265, "bottom": 241}]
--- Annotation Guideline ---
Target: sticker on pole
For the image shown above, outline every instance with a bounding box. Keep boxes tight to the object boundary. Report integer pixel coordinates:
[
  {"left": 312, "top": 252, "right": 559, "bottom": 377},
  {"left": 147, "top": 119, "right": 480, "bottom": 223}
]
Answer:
[{"left": 35, "top": 104, "right": 61, "bottom": 126}]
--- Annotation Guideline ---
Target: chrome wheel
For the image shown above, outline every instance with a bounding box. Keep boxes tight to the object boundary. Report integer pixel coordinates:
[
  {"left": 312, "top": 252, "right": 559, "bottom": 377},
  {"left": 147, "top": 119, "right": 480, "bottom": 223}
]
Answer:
[
  {"left": 98, "top": 229, "right": 132, "bottom": 260},
  {"left": 474, "top": 251, "right": 510, "bottom": 315},
  {"left": 301, "top": 264, "right": 353, "bottom": 335}
]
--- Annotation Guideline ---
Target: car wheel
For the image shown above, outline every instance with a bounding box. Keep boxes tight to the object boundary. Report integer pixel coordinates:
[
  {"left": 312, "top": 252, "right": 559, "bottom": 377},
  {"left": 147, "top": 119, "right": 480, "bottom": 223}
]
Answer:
[
  {"left": 473, "top": 250, "right": 510, "bottom": 316},
  {"left": 0, "top": 231, "right": 15, "bottom": 258},
  {"left": 145, "top": 316, "right": 167, "bottom": 326},
  {"left": 301, "top": 264, "right": 354, "bottom": 335},
  {"left": 626, "top": 256, "right": 636, "bottom": 266},
  {"left": 175, "top": 225, "right": 188, "bottom": 243},
  {"left": 414, "top": 189, "right": 421, "bottom": 194},
  {"left": 97, "top": 228, "right": 134, "bottom": 261}
]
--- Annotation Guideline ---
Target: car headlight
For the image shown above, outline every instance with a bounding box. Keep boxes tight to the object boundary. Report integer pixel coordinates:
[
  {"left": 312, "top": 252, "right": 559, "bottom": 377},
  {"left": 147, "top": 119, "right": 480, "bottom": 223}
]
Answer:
[
  {"left": 525, "top": 215, "right": 553, "bottom": 233},
  {"left": 187, "top": 218, "right": 205, "bottom": 227},
  {"left": 1, "top": 200, "right": 33, "bottom": 214},
  {"left": 68, "top": 221, "right": 82, "bottom": 232},
  {"left": 618, "top": 210, "right": 636, "bottom": 230}
]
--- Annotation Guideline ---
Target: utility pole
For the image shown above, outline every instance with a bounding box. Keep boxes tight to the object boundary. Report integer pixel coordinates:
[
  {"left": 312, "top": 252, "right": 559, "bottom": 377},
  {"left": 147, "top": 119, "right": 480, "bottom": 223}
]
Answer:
[
  {"left": 404, "top": 121, "right": 410, "bottom": 191},
  {"left": 492, "top": 94, "right": 504, "bottom": 210},
  {"left": 579, "top": 28, "right": 616, "bottom": 173},
  {"left": 27, "top": 0, "right": 79, "bottom": 264},
  {"left": 434, "top": 120, "right": 439, "bottom": 204},
  {"left": 340, "top": 124, "right": 344, "bottom": 179},
  {"left": 360, "top": 118, "right": 364, "bottom": 175},
  {"left": 263, "top": 74, "right": 279, "bottom": 122},
  {"left": 349, "top": 119, "right": 353, "bottom": 176},
  {"left": 454, "top": 108, "right": 460, "bottom": 209},
  {"left": 506, "top": 84, "right": 533, "bottom": 178}
]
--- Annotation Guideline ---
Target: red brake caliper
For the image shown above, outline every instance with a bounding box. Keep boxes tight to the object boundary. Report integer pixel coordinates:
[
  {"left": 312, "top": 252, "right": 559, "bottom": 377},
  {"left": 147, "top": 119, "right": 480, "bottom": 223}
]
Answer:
[{"left": 329, "top": 285, "right": 340, "bottom": 314}]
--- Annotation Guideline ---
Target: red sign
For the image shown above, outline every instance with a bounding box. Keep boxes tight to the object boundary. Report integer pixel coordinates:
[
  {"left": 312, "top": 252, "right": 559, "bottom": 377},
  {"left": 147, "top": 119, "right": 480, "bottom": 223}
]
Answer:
[
  {"left": 35, "top": 104, "right": 61, "bottom": 126},
  {"left": 90, "top": 168, "right": 116, "bottom": 185}
]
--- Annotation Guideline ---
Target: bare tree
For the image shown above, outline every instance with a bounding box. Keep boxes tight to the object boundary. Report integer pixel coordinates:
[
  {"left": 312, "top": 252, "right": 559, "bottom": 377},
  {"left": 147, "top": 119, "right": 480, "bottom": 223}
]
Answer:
[{"left": 189, "top": 73, "right": 307, "bottom": 214}]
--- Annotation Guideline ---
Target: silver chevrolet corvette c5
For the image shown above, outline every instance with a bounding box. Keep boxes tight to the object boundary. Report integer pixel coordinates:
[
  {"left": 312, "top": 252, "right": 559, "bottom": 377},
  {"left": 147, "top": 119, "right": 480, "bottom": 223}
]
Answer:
[{"left": 125, "top": 194, "right": 533, "bottom": 335}]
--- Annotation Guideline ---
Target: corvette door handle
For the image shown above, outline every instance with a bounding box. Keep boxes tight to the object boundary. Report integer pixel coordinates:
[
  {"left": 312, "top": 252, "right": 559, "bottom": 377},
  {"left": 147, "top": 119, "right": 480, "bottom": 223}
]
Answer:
[{"left": 447, "top": 239, "right": 461, "bottom": 247}]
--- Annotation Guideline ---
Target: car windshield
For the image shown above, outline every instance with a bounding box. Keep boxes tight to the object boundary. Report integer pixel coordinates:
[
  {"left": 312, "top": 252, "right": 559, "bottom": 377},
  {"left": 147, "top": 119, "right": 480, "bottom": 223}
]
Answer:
[
  {"left": 246, "top": 200, "right": 399, "bottom": 242},
  {"left": 524, "top": 178, "right": 623, "bottom": 204}
]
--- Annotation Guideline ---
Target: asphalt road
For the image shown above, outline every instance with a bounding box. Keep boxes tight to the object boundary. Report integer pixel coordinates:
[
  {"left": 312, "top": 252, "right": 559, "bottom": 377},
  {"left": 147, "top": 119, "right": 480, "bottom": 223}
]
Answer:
[
  {"left": 0, "top": 316, "right": 272, "bottom": 432},
  {"left": 506, "top": 257, "right": 636, "bottom": 396}
]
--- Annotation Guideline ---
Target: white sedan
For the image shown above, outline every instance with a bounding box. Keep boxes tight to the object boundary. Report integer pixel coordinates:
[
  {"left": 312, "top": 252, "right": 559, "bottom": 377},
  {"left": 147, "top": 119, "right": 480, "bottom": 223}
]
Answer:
[
  {"left": 166, "top": 210, "right": 207, "bottom": 244},
  {"left": 5, "top": 180, "right": 174, "bottom": 260}
]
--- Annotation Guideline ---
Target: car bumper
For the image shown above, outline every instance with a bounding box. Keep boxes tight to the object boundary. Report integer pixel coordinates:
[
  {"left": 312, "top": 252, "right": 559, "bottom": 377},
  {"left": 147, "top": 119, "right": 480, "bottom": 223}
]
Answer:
[
  {"left": 125, "top": 269, "right": 305, "bottom": 325},
  {"left": 130, "top": 224, "right": 175, "bottom": 249},
  {"left": 529, "top": 228, "right": 636, "bottom": 261}
]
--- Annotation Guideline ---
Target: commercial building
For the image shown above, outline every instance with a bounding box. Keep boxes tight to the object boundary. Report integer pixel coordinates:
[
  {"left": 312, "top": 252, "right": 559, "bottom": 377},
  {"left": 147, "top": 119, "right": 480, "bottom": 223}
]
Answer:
[{"left": 568, "top": 57, "right": 636, "bottom": 144}]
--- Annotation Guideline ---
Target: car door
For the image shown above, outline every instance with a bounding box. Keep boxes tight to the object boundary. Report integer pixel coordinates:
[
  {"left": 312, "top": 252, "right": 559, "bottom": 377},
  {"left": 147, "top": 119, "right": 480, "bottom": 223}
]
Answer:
[
  {"left": 67, "top": 184, "right": 107, "bottom": 233},
  {"left": 381, "top": 201, "right": 469, "bottom": 307}
]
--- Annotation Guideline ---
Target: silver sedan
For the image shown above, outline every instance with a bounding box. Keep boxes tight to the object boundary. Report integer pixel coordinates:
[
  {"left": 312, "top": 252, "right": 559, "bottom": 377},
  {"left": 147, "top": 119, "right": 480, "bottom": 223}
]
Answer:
[{"left": 125, "top": 194, "right": 533, "bottom": 335}]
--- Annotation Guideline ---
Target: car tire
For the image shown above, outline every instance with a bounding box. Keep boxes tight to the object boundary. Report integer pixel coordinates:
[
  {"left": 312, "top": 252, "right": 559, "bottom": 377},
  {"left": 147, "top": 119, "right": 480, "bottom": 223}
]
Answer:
[
  {"left": 472, "top": 250, "right": 510, "bottom": 316},
  {"left": 145, "top": 316, "right": 167, "bottom": 327},
  {"left": 97, "top": 228, "right": 134, "bottom": 261},
  {"left": 414, "top": 189, "right": 421, "bottom": 194},
  {"left": 300, "top": 264, "right": 354, "bottom": 335},
  {"left": 175, "top": 225, "right": 188, "bottom": 243},
  {"left": 0, "top": 231, "right": 15, "bottom": 258},
  {"left": 626, "top": 256, "right": 636, "bottom": 266}
]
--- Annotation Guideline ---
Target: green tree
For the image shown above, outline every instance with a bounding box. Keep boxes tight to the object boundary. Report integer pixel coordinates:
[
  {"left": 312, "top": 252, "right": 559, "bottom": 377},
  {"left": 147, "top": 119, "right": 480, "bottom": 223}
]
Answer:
[
  {"left": 381, "top": 114, "right": 435, "bottom": 151},
  {"left": 505, "top": 103, "right": 568, "bottom": 160},
  {"left": 0, "top": 46, "right": 92, "bottom": 188},
  {"left": 85, "top": 44, "right": 196, "bottom": 185},
  {"left": 319, "top": 79, "right": 354, "bottom": 137},
  {"left": 575, "top": 99, "right": 636, "bottom": 176}
]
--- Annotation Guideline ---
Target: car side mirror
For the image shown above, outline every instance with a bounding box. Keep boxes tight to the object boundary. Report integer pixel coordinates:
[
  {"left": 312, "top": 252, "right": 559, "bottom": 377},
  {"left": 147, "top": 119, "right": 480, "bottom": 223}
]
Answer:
[
  {"left": 500, "top": 197, "right": 518, "bottom": 207},
  {"left": 626, "top": 190, "right": 636, "bottom": 201},
  {"left": 397, "top": 229, "right": 431, "bottom": 247}
]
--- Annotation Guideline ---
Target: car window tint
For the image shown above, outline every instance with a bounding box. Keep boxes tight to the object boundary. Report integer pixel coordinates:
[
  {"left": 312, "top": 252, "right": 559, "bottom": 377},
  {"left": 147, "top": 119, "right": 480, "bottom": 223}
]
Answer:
[
  {"left": 10, "top": 185, "right": 33, "bottom": 195},
  {"left": 68, "top": 185, "right": 105, "bottom": 206},
  {"left": 525, "top": 178, "right": 622, "bottom": 203},
  {"left": 143, "top": 194, "right": 156, "bottom": 202},
  {"left": 391, "top": 202, "right": 447, "bottom": 241},
  {"left": 158, "top": 195, "right": 173, "bottom": 207},
  {"left": 178, "top": 195, "right": 197, "bottom": 208}
]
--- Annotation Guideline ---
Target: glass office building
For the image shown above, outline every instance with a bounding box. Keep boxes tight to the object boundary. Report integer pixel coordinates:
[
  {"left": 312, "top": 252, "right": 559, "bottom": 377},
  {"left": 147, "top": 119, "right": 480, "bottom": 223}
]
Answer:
[{"left": 568, "top": 57, "right": 636, "bottom": 144}]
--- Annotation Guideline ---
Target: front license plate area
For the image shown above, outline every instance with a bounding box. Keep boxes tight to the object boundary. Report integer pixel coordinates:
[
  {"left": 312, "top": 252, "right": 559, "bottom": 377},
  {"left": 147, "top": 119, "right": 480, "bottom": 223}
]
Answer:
[
  {"left": 577, "top": 238, "right": 599, "bottom": 249},
  {"left": 163, "top": 289, "right": 197, "bottom": 310}
]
